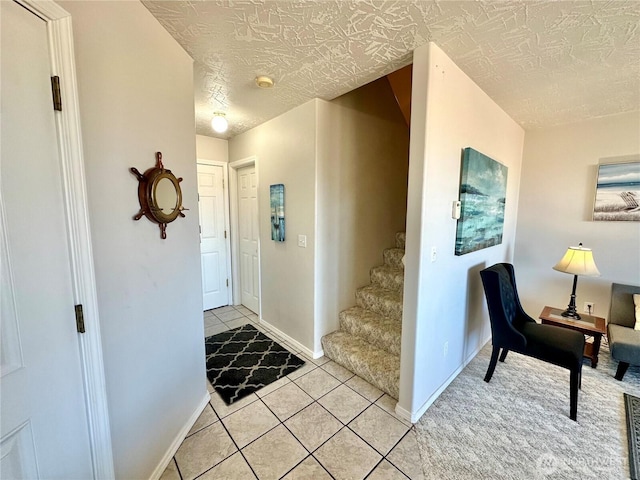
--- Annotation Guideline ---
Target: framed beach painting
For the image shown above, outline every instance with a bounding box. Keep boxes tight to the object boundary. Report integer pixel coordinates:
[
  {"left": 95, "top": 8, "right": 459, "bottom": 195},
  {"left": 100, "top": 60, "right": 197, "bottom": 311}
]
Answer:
[
  {"left": 455, "top": 147, "right": 508, "bottom": 256},
  {"left": 270, "top": 184, "right": 285, "bottom": 241},
  {"left": 593, "top": 160, "right": 640, "bottom": 222}
]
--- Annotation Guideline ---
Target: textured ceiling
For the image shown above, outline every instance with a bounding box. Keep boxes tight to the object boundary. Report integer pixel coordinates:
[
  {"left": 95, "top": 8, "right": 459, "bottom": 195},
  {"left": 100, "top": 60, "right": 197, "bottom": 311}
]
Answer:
[{"left": 142, "top": 1, "right": 640, "bottom": 139}]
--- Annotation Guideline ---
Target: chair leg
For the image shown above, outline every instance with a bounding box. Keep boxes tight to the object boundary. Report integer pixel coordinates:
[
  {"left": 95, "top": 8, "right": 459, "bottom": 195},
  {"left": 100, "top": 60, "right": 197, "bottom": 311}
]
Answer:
[
  {"left": 578, "top": 366, "right": 582, "bottom": 390},
  {"left": 570, "top": 368, "right": 579, "bottom": 421},
  {"left": 484, "top": 346, "right": 500, "bottom": 383},
  {"left": 499, "top": 349, "right": 508, "bottom": 362},
  {"left": 615, "top": 362, "right": 630, "bottom": 381}
]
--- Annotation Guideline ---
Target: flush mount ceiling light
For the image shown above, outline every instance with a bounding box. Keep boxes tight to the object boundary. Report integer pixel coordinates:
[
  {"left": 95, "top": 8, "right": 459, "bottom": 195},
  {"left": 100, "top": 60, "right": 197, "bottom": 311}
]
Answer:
[
  {"left": 255, "top": 75, "right": 274, "bottom": 89},
  {"left": 211, "top": 112, "right": 228, "bottom": 133}
]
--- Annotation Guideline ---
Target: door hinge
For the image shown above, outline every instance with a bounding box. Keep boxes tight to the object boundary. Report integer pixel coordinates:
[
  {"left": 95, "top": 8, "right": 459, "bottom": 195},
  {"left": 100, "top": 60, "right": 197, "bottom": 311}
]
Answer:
[
  {"left": 199, "top": 225, "right": 202, "bottom": 234},
  {"left": 197, "top": 193, "right": 200, "bottom": 202},
  {"left": 224, "top": 230, "right": 227, "bottom": 239},
  {"left": 74, "top": 304, "right": 85, "bottom": 333},
  {"left": 222, "top": 178, "right": 225, "bottom": 188},
  {"left": 226, "top": 279, "right": 229, "bottom": 287},
  {"left": 51, "top": 76, "right": 62, "bottom": 111}
]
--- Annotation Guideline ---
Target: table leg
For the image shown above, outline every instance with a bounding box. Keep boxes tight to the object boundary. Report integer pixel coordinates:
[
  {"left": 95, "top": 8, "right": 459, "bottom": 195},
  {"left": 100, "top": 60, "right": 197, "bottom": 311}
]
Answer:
[{"left": 591, "top": 333, "right": 602, "bottom": 368}]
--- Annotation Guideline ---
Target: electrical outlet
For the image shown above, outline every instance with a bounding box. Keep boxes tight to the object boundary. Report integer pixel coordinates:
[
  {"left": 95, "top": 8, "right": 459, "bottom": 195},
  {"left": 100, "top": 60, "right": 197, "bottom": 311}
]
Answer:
[
  {"left": 431, "top": 246, "right": 437, "bottom": 263},
  {"left": 443, "top": 341, "right": 448, "bottom": 357},
  {"left": 583, "top": 302, "right": 595, "bottom": 315}
]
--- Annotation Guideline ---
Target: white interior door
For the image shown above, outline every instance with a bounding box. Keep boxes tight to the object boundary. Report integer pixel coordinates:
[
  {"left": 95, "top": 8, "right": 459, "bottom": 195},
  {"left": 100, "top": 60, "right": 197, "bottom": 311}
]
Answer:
[
  {"left": 237, "top": 165, "right": 260, "bottom": 314},
  {"left": 198, "top": 163, "right": 229, "bottom": 310},
  {"left": 1, "top": 1, "right": 94, "bottom": 478}
]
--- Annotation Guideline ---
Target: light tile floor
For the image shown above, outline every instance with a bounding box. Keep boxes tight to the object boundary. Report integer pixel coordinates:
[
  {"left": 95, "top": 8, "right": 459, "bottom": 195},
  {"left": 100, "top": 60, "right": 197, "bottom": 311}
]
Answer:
[{"left": 160, "top": 305, "right": 424, "bottom": 480}]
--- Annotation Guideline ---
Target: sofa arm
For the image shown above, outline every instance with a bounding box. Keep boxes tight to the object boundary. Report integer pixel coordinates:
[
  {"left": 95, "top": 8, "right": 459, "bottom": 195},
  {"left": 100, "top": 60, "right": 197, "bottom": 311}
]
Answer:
[
  {"left": 609, "top": 283, "right": 640, "bottom": 329},
  {"left": 608, "top": 323, "right": 640, "bottom": 364}
]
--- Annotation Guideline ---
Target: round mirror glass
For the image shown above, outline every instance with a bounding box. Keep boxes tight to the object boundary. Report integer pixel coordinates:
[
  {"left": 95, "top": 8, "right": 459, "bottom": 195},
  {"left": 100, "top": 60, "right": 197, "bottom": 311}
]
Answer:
[{"left": 155, "top": 177, "right": 178, "bottom": 214}]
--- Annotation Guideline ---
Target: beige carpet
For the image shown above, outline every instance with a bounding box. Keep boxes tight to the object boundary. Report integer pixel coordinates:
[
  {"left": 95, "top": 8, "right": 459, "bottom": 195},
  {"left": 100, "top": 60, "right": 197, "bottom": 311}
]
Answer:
[{"left": 415, "top": 339, "right": 640, "bottom": 479}]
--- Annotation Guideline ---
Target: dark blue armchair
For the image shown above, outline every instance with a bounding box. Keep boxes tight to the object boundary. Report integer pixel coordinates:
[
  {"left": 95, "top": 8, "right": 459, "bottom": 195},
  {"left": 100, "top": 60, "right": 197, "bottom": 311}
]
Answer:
[{"left": 480, "top": 263, "right": 585, "bottom": 421}]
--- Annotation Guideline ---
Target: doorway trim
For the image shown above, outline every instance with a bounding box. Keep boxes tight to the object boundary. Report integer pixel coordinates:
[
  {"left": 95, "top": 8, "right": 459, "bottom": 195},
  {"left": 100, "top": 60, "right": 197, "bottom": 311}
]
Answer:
[
  {"left": 18, "top": 1, "right": 114, "bottom": 478},
  {"left": 228, "top": 156, "right": 261, "bottom": 317},
  {"left": 196, "top": 159, "right": 233, "bottom": 306}
]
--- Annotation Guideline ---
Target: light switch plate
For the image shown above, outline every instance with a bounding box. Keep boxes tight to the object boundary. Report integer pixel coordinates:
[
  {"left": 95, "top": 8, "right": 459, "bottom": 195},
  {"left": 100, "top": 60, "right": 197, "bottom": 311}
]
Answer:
[
  {"left": 452, "top": 200, "right": 461, "bottom": 219},
  {"left": 298, "top": 235, "right": 307, "bottom": 248}
]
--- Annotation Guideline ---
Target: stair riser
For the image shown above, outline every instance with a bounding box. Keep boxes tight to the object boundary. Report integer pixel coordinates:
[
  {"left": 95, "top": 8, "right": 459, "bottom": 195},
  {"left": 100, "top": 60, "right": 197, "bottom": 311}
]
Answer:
[
  {"left": 370, "top": 267, "right": 404, "bottom": 293},
  {"left": 339, "top": 311, "right": 401, "bottom": 356},
  {"left": 356, "top": 290, "right": 403, "bottom": 321},
  {"left": 321, "top": 334, "right": 399, "bottom": 399},
  {"left": 319, "top": 233, "right": 406, "bottom": 402},
  {"left": 383, "top": 248, "right": 404, "bottom": 269}
]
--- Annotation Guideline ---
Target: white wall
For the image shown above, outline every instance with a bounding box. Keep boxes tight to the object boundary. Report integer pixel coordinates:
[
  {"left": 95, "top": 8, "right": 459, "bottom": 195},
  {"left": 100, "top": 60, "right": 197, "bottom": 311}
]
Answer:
[
  {"left": 315, "top": 79, "right": 409, "bottom": 353},
  {"left": 514, "top": 112, "right": 640, "bottom": 318},
  {"left": 196, "top": 134, "right": 228, "bottom": 162},
  {"left": 229, "top": 101, "right": 317, "bottom": 350},
  {"left": 229, "top": 83, "right": 410, "bottom": 355},
  {"left": 400, "top": 43, "right": 525, "bottom": 420},
  {"left": 60, "top": 2, "right": 206, "bottom": 478}
]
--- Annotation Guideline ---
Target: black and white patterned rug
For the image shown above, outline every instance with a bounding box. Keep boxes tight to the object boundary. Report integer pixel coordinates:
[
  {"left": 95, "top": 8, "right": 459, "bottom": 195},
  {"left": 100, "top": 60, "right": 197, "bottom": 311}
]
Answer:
[
  {"left": 205, "top": 324, "right": 305, "bottom": 405},
  {"left": 625, "top": 393, "right": 640, "bottom": 480}
]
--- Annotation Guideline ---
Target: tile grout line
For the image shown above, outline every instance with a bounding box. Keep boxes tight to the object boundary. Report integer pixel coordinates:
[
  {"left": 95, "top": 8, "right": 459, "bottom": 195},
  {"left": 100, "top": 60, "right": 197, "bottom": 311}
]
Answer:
[
  {"left": 192, "top": 398, "right": 260, "bottom": 480},
  {"left": 183, "top": 381, "right": 412, "bottom": 479},
  {"left": 209, "top": 381, "right": 310, "bottom": 466},
  {"left": 376, "top": 428, "right": 416, "bottom": 479},
  {"left": 172, "top": 457, "right": 184, "bottom": 480},
  {"left": 202, "top": 307, "right": 413, "bottom": 479},
  {"left": 247, "top": 386, "right": 370, "bottom": 477},
  {"left": 307, "top": 388, "right": 412, "bottom": 477},
  {"left": 362, "top": 454, "right": 410, "bottom": 480},
  {"left": 183, "top": 403, "right": 217, "bottom": 440},
  {"left": 285, "top": 385, "right": 383, "bottom": 472},
  {"left": 254, "top": 396, "right": 327, "bottom": 479}
]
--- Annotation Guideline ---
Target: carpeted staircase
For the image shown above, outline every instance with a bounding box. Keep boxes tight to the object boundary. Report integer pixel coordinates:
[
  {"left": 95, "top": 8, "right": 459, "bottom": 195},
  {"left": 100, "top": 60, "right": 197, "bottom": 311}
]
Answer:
[{"left": 321, "top": 232, "right": 405, "bottom": 399}]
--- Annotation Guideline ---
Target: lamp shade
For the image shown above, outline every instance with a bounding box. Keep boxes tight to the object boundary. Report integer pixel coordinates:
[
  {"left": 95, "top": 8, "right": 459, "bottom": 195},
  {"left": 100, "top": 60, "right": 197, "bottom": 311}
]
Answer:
[{"left": 552, "top": 244, "right": 600, "bottom": 277}]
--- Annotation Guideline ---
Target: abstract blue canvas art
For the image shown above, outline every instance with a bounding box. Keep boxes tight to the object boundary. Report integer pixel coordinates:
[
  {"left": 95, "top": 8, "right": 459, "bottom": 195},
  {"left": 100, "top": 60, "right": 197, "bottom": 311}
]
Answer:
[
  {"left": 455, "top": 148, "right": 508, "bottom": 256},
  {"left": 270, "top": 184, "right": 285, "bottom": 241},
  {"left": 593, "top": 161, "right": 640, "bottom": 221}
]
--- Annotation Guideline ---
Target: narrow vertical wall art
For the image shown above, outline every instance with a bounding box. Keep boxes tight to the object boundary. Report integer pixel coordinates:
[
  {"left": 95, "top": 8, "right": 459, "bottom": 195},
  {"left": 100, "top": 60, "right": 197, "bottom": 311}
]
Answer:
[
  {"left": 455, "top": 147, "right": 508, "bottom": 255},
  {"left": 270, "top": 184, "right": 285, "bottom": 241}
]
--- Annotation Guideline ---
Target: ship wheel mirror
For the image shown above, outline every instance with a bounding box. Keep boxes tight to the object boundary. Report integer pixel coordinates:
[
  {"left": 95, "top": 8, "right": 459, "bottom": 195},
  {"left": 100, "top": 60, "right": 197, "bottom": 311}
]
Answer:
[{"left": 130, "top": 152, "right": 187, "bottom": 239}]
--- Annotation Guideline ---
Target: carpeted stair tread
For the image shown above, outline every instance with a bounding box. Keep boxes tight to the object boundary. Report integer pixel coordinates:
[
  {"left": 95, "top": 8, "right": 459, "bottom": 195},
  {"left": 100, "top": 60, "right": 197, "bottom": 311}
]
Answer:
[
  {"left": 395, "top": 232, "right": 406, "bottom": 249},
  {"left": 356, "top": 285, "right": 403, "bottom": 321},
  {"left": 383, "top": 248, "right": 405, "bottom": 269},
  {"left": 321, "top": 331, "right": 400, "bottom": 399},
  {"left": 339, "top": 306, "right": 402, "bottom": 355},
  {"left": 370, "top": 264, "right": 404, "bottom": 293}
]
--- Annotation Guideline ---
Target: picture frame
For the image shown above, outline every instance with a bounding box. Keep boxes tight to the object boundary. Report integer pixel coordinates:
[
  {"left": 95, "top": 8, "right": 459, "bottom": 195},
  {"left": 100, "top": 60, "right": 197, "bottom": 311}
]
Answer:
[
  {"left": 270, "top": 184, "right": 285, "bottom": 241},
  {"left": 592, "top": 159, "right": 640, "bottom": 222},
  {"left": 455, "top": 147, "right": 508, "bottom": 256}
]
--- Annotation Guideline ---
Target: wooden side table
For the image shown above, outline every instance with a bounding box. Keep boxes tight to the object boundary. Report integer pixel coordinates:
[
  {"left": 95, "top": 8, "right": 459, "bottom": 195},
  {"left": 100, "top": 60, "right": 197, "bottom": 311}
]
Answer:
[{"left": 539, "top": 306, "right": 607, "bottom": 368}]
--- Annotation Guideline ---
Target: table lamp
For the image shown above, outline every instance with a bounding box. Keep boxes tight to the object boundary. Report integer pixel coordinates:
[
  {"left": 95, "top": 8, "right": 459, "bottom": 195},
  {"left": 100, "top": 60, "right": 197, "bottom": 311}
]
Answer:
[{"left": 552, "top": 243, "right": 600, "bottom": 319}]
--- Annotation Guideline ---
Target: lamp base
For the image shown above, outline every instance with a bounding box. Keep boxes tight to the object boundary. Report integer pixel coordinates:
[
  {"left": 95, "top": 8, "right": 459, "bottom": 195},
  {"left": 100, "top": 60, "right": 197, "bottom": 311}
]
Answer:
[
  {"left": 561, "top": 308, "right": 581, "bottom": 320},
  {"left": 561, "top": 274, "right": 582, "bottom": 320}
]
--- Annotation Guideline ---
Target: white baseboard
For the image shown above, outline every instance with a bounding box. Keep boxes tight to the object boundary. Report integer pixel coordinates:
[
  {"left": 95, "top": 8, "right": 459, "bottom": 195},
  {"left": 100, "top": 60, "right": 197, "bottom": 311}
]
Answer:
[
  {"left": 394, "top": 404, "right": 413, "bottom": 424},
  {"left": 258, "top": 318, "right": 320, "bottom": 359},
  {"left": 405, "top": 335, "right": 491, "bottom": 424},
  {"left": 148, "top": 391, "right": 210, "bottom": 480}
]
